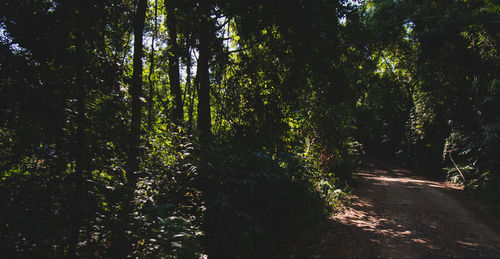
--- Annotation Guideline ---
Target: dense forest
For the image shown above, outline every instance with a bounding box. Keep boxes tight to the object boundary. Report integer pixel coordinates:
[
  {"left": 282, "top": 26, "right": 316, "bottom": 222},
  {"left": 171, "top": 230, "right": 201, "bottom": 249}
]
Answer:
[{"left": 0, "top": 0, "right": 498, "bottom": 257}]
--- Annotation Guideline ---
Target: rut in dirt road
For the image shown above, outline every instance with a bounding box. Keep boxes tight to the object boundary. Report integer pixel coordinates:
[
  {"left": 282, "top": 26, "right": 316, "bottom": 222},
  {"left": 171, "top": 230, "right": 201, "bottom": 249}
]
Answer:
[{"left": 313, "top": 161, "right": 500, "bottom": 258}]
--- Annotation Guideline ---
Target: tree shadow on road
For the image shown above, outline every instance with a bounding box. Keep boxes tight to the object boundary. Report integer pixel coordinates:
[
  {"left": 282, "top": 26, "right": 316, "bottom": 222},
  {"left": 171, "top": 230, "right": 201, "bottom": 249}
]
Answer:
[{"left": 279, "top": 161, "right": 500, "bottom": 258}]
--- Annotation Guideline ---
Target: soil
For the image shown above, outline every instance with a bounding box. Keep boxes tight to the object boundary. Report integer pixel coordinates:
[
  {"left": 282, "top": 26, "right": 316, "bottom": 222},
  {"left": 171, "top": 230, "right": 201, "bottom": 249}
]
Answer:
[{"left": 282, "top": 160, "right": 500, "bottom": 258}]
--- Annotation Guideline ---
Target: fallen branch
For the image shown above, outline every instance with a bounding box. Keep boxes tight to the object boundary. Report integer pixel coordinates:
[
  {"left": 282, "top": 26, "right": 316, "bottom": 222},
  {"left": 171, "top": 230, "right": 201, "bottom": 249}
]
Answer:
[{"left": 448, "top": 149, "right": 467, "bottom": 184}]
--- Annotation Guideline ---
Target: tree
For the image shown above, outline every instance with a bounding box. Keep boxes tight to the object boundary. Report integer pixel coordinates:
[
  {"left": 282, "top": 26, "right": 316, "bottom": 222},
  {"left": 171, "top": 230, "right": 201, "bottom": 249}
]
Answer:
[
  {"left": 166, "top": 0, "right": 184, "bottom": 125},
  {"left": 111, "top": 0, "right": 147, "bottom": 257},
  {"left": 128, "top": 0, "right": 148, "bottom": 182},
  {"left": 196, "top": 1, "right": 212, "bottom": 141}
]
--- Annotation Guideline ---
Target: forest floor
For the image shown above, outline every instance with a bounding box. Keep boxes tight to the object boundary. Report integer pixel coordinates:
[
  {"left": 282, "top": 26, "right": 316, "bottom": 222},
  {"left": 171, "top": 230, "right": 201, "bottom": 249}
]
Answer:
[{"left": 280, "top": 160, "right": 500, "bottom": 258}]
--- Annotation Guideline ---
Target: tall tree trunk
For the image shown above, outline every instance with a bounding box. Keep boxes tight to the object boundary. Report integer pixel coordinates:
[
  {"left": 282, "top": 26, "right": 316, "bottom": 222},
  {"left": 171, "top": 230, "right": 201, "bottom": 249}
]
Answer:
[
  {"left": 185, "top": 47, "right": 194, "bottom": 130},
  {"left": 197, "top": 7, "right": 211, "bottom": 141},
  {"left": 69, "top": 70, "right": 87, "bottom": 258},
  {"left": 69, "top": 24, "right": 89, "bottom": 257},
  {"left": 182, "top": 43, "right": 190, "bottom": 116},
  {"left": 128, "top": 0, "right": 147, "bottom": 181},
  {"left": 147, "top": 0, "right": 158, "bottom": 130},
  {"left": 166, "top": 0, "right": 183, "bottom": 125},
  {"left": 111, "top": 0, "right": 147, "bottom": 257}
]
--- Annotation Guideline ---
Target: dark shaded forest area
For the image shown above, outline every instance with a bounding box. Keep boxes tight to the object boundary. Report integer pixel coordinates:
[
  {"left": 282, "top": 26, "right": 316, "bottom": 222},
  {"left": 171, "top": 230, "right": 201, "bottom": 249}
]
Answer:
[{"left": 0, "top": 0, "right": 498, "bottom": 258}]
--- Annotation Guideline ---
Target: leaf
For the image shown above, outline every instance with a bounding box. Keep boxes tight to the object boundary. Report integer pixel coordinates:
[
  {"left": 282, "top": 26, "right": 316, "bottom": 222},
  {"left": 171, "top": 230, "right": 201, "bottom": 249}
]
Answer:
[
  {"left": 173, "top": 232, "right": 190, "bottom": 238},
  {"left": 171, "top": 242, "right": 182, "bottom": 248}
]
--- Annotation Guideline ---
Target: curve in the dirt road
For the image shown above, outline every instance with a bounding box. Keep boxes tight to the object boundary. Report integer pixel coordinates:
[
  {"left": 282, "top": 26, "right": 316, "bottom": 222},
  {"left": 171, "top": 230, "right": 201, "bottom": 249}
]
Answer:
[{"left": 315, "top": 162, "right": 500, "bottom": 259}]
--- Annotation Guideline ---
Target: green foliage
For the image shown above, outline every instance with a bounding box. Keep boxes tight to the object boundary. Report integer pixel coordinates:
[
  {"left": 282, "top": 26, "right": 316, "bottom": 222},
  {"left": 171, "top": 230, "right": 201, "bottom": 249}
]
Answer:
[
  {"left": 199, "top": 144, "right": 327, "bottom": 258},
  {"left": 6, "top": 0, "right": 499, "bottom": 257},
  {"left": 127, "top": 124, "right": 205, "bottom": 258},
  {"left": 352, "top": 0, "right": 499, "bottom": 181},
  {"left": 443, "top": 78, "right": 500, "bottom": 190}
]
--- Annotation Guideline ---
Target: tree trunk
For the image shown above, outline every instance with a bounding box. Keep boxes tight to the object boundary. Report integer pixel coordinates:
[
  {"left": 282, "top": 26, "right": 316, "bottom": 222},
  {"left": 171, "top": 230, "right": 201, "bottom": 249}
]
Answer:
[
  {"left": 69, "top": 71, "right": 87, "bottom": 258},
  {"left": 111, "top": 0, "right": 147, "bottom": 257},
  {"left": 128, "top": 0, "right": 147, "bottom": 181},
  {"left": 68, "top": 22, "right": 89, "bottom": 256},
  {"left": 185, "top": 47, "right": 194, "bottom": 130},
  {"left": 166, "top": 0, "right": 183, "bottom": 125},
  {"left": 197, "top": 7, "right": 211, "bottom": 141},
  {"left": 147, "top": 0, "right": 158, "bottom": 131}
]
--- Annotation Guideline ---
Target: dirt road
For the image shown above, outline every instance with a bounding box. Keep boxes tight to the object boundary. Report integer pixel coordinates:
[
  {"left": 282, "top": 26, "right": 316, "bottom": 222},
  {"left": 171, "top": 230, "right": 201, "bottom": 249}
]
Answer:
[{"left": 286, "top": 161, "right": 500, "bottom": 258}]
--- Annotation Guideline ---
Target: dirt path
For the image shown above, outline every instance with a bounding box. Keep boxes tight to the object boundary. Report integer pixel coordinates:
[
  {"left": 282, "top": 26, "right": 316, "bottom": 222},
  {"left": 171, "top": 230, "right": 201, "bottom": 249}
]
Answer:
[{"left": 286, "top": 161, "right": 500, "bottom": 258}]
